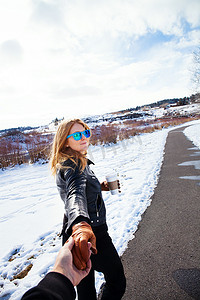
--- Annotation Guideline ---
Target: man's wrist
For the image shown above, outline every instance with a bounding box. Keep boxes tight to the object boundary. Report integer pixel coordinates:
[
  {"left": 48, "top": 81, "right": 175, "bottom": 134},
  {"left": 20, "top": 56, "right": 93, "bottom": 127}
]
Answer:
[{"left": 51, "top": 269, "right": 75, "bottom": 286}]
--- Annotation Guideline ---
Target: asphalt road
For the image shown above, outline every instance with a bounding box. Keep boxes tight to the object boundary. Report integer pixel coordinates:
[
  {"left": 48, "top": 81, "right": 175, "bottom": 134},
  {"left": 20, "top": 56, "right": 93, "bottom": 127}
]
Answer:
[{"left": 121, "top": 126, "right": 200, "bottom": 300}]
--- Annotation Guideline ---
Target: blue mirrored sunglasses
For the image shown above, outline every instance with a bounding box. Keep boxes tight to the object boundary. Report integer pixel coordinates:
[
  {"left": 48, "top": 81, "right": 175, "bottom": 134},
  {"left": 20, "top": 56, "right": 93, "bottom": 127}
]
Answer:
[{"left": 66, "top": 129, "right": 91, "bottom": 141}]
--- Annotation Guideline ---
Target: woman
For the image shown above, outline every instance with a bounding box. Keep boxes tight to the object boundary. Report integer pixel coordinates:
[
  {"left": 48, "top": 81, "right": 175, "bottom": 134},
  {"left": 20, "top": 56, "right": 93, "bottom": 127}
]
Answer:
[{"left": 50, "top": 119, "right": 126, "bottom": 300}]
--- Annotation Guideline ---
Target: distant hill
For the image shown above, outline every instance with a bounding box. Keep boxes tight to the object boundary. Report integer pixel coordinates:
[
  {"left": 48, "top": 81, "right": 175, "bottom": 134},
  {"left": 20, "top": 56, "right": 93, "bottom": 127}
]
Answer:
[
  {"left": 115, "top": 93, "right": 200, "bottom": 114},
  {"left": 1, "top": 93, "right": 200, "bottom": 136}
]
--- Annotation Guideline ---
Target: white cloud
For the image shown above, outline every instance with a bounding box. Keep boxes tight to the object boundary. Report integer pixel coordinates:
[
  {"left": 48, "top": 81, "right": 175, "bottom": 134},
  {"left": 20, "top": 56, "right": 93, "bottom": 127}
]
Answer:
[
  {"left": 0, "top": 39, "right": 23, "bottom": 64},
  {"left": 0, "top": 0, "right": 200, "bottom": 129},
  {"left": 0, "top": 0, "right": 31, "bottom": 42},
  {"left": 63, "top": 0, "right": 200, "bottom": 38}
]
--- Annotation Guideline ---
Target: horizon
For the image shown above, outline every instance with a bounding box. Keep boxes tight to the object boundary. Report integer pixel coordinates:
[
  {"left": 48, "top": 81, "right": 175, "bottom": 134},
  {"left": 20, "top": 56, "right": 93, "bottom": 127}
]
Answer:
[{"left": 0, "top": 92, "right": 195, "bottom": 132}]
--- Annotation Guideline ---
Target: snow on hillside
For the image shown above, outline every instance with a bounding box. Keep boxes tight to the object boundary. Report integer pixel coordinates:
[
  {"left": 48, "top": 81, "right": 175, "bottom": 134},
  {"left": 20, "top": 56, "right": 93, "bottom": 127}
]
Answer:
[
  {"left": 164, "top": 103, "right": 200, "bottom": 117},
  {"left": 0, "top": 120, "right": 200, "bottom": 299},
  {"left": 40, "top": 102, "right": 200, "bottom": 131}
]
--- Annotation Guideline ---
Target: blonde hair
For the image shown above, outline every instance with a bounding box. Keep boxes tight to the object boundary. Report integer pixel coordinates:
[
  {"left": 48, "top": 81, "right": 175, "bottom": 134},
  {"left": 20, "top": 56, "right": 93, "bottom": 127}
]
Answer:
[{"left": 50, "top": 119, "right": 90, "bottom": 176}]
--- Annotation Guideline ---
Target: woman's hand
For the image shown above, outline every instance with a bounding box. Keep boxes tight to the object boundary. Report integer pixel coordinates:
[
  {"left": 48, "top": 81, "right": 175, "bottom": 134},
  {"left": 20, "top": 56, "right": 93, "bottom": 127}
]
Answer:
[
  {"left": 101, "top": 181, "right": 109, "bottom": 191},
  {"left": 71, "top": 222, "right": 97, "bottom": 270},
  {"left": 101, "top": 180, "right": 121, "bottom": 193}
]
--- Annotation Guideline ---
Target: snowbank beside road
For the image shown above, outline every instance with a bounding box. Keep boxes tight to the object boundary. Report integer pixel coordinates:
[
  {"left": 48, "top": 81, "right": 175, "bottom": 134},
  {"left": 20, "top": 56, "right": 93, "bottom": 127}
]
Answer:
[{"left": 184, "top": 121, "right": 200, "bottom": 149}]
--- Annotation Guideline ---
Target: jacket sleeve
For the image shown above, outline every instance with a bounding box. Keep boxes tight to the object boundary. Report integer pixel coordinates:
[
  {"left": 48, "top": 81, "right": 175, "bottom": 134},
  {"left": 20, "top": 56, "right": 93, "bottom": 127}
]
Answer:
[
  {"left": 21, "top": 272, "right": 76, "bottom": 300},
  {"left": 61, "top": 164, "right": 90, "bottom": 231}
]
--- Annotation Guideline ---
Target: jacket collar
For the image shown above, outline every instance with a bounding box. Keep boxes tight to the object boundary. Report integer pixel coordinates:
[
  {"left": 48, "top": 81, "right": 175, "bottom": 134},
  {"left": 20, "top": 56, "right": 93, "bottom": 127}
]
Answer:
[{"left": 87, "top": 158, "right": 95, "bottom": 165}]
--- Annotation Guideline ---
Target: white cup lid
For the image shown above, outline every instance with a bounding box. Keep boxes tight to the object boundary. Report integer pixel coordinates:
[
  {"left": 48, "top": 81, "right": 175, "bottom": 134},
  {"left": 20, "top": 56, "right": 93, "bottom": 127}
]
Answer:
[{"left": 106, "top": 174, "right": 117, "bottom": 181}]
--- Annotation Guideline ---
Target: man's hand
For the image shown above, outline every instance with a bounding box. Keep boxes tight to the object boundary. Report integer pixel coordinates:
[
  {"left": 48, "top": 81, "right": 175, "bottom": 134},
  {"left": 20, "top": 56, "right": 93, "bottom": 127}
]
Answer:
[{"left": 52, "top": 236, "right": 92, "bottom": 286}]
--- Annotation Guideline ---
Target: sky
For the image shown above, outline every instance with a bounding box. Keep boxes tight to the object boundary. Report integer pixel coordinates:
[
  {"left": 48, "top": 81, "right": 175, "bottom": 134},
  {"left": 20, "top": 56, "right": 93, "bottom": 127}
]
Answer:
[{"left": 0, "top": 0, "right": 200, "bottom": 130}]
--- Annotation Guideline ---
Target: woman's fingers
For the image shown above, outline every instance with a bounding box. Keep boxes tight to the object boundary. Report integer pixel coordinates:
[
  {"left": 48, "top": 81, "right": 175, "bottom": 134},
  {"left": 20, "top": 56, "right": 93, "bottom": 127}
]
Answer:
[
  {"left": 72, "top": 247, "right": 86, "bottom": 270},
  {"left": 79, "top": 238, "right": 90, "bottom": 262},
  {"left": 117, "top": 180, "right": 121, "bottom": 193}
]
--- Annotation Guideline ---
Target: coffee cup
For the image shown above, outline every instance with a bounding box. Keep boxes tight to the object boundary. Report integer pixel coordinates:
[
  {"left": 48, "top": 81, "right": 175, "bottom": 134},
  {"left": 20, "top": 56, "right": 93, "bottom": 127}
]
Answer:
[{"left": 106, "top": 173, "right": 118, "bottom": 195}]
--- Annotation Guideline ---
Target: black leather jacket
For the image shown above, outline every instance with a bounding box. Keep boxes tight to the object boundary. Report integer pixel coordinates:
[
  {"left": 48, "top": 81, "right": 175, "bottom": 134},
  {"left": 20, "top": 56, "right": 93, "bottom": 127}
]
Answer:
[{"left": 56, "top": 159, "right": 106, "bottom": 234}]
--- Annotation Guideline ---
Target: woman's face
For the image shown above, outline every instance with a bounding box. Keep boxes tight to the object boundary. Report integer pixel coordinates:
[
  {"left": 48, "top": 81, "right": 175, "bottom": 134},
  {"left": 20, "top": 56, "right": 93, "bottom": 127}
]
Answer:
[{"left": 66, "top": 123, "right": 90, "bottom": 154}]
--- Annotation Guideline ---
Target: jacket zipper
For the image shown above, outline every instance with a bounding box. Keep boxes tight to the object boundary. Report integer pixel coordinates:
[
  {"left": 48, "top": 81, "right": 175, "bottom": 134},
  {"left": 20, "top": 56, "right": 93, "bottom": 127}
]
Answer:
[{"left": 96, "top": 194, "right": 102, "bottom": 218}]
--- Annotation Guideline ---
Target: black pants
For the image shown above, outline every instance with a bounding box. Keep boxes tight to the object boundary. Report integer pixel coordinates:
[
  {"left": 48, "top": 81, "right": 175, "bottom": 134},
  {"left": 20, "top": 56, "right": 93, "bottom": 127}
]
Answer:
[{"left": 62, "top": 224, "right": 126, "bottom": 300}]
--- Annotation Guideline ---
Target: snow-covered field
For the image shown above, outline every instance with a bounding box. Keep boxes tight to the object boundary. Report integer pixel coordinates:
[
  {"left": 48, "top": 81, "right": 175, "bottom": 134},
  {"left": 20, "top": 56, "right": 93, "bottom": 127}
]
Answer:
[{"left": 0, "top": 120, "right": 200, "bottom": 299}]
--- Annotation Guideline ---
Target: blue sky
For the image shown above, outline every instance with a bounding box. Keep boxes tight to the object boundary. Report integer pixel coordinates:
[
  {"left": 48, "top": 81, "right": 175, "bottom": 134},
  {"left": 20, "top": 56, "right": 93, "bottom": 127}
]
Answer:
[{"left": 0, "top": 0, "right": 200, "bottom": 130}]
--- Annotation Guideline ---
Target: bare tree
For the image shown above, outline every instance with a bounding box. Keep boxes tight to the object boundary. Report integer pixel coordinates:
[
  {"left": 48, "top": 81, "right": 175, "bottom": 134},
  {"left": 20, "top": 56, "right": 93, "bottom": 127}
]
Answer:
[{"left": 192, "top": 46, "right": 200, "bottom": 92}]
